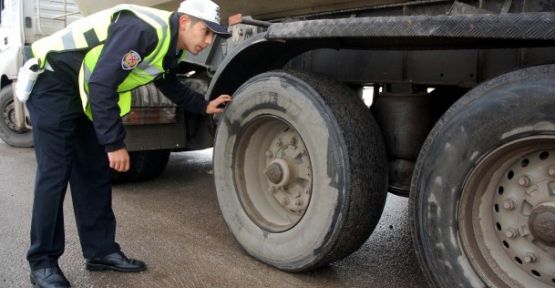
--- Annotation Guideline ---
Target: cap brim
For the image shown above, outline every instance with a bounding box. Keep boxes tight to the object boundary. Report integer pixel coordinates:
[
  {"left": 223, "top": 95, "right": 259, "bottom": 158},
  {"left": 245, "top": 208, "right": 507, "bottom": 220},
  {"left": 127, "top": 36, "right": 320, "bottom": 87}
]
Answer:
[{"left": 204, "top": 21, "right": 231, "bottom": 39}]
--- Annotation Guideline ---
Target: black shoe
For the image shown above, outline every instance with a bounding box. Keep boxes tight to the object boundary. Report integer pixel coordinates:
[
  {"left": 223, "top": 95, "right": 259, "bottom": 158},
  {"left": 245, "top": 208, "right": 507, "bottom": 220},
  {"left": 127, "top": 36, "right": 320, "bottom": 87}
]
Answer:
[
  {"left": 86, "top": 251, "right": 146, "bottom": 273},
  {"left": 30, "top": 266, "right": 70, "bottom": 288}
]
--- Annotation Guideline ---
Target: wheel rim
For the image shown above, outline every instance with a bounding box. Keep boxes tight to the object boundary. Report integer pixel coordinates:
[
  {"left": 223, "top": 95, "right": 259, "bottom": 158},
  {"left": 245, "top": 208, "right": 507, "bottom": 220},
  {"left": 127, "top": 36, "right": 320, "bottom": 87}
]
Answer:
[
  {"left": 233, "top": 115, "right": 312, "bottom": 232},
  {"left": 2, "top": 99, "right": 30, "bottom": 133},
  {"left": 460, "top": 136, "right": 555, "bottom": 287}
]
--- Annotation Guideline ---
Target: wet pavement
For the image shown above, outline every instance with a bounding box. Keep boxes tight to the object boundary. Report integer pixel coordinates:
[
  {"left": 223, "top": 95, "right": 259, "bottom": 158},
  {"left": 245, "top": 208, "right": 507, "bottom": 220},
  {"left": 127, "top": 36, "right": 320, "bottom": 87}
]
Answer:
[{"left": 0, "top": 140, "right": 427, "bottom": 288}]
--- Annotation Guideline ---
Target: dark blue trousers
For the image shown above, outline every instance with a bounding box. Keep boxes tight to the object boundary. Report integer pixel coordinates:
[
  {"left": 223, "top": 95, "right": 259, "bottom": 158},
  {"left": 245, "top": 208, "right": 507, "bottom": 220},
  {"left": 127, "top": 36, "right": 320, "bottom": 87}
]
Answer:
[{"left": 26, "top": 66, "right": 120, "bottom": 270}]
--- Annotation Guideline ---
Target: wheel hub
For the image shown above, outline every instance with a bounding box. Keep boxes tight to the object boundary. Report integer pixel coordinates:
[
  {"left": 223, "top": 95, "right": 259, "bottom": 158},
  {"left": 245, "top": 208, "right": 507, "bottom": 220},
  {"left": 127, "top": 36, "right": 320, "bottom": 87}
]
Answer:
[
  {"left": 4, "top": 101, "right": 17, "bottom": 131},
  {"left": 489, "top": 148, "right": 555, "bottom": 286},
  {"left": 265, "top": 130, "right": 311, "bottom": 215},
  {"left": 529, "top": 203, "right": 555, "bottom": 246},
  {"left": 233, "top": 116, "right": 312, "bottom": 232},
  {"left": 265, "top": 159, "right": 289, "bottom": 186},
  {"left": 3, "top": 99, "right": 30, "bottom": 133},
  {"left": 460, "top": 140, "right": 555, "bottom": 288}
]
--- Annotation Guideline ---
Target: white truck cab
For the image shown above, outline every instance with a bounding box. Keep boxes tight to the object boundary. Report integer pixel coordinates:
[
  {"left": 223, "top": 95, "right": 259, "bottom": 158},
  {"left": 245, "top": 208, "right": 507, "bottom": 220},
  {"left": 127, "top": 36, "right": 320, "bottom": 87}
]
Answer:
[
  {"left": 1, "top": 0, "right": 80, "bottom": 81},
  {"left": 0, "top": 0, "right": 23, "bottom": 83}
]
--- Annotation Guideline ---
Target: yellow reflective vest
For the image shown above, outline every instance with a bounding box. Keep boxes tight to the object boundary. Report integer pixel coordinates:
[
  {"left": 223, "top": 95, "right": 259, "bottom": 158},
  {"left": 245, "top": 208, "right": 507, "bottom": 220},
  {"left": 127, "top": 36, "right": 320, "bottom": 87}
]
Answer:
[{"left": 31, "top": 4, "right": 173, "bottom": 120}]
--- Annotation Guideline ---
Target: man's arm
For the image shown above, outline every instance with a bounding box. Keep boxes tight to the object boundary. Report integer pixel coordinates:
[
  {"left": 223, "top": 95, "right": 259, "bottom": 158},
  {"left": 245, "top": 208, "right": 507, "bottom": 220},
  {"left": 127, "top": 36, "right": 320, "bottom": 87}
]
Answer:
[
  {"left": 153, "top": 72, "right": 209, "bottom": 114},
  {"left": 154, "top": 72, "right": 232, "bottom": 114}
]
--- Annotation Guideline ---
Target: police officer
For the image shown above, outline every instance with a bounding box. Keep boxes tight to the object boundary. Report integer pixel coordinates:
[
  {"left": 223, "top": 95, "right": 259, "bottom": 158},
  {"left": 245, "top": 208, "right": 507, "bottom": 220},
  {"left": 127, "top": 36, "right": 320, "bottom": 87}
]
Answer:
[{"left": 25, "top": 0, "right": 231, "bottom": 287}]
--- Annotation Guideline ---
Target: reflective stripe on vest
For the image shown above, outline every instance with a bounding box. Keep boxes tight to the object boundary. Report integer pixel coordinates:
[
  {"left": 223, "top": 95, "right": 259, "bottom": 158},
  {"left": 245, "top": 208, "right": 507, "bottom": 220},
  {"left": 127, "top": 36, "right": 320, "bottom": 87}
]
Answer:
[{"left": 31, "top": 4, "right": 173, "bottom": 120}]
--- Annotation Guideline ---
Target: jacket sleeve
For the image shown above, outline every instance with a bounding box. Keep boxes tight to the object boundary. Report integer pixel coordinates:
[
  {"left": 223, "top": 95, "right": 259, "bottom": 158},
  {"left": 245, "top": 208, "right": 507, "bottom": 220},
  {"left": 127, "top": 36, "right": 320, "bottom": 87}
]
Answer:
[
  {"left": 153, "top": 72, "right": 209, "bottom": 114},
  {"left": 87, "top": 11, "right": 157, "bottom": 152}
]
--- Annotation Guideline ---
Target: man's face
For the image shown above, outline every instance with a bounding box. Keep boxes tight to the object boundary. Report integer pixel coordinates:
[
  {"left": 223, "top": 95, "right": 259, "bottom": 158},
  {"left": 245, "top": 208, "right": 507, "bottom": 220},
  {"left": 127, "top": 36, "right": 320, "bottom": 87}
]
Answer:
[{"left": 177, "top": 15, "right": 214, "bottom": 55}]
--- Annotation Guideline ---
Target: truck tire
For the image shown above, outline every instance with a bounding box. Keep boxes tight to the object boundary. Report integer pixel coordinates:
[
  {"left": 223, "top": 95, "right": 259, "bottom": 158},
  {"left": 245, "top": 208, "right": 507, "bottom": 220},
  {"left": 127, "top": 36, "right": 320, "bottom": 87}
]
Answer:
[
  {"left": 411, "top": 64, "right": 555, "bottom": 288},
  {"left": 0, "top": 86, "right": 33, "bottom": 147},
  {"left": 213, "top": 70, "right": 388, "bottom": 271},
  {"left": 111, "top": 149, "right": 171, "bottom": 184}
]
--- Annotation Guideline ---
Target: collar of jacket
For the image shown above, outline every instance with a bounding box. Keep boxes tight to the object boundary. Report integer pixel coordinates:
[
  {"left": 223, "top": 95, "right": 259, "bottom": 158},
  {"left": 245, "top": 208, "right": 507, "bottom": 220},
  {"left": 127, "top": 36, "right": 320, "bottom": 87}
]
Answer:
[{"left": 164, "top": 12, "right": 183, "bottom": 71}]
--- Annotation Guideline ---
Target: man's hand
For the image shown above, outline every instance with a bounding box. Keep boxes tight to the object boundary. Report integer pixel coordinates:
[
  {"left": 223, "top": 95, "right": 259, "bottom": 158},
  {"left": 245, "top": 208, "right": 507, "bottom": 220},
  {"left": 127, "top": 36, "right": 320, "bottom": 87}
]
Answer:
[
  {"left": 206, "top": 94, "right": 232, "bottom": 114},
  {"left": 108, "top": 148, "right": 130, "bottom": 172}
]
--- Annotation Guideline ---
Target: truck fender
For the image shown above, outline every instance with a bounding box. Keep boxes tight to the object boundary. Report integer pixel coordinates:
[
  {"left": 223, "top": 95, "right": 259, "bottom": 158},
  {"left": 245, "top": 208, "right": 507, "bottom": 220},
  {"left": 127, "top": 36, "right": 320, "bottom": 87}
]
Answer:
[{"left": 206, "top": 32, "right": 338, "bottom": 101}]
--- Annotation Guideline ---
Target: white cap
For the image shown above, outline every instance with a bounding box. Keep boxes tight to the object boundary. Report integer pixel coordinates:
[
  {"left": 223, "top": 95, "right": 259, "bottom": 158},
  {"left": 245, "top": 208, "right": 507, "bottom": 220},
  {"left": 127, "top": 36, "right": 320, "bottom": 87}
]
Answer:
[{"left": 178, "top": 0, "right": 231, "bottom": 38}]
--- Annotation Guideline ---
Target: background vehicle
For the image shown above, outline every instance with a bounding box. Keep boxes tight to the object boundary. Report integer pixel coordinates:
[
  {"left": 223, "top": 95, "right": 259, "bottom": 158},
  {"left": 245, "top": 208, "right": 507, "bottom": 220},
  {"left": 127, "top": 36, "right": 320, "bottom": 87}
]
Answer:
[{"left": 4, "top": 0, "right": 555, "bottom": 287}]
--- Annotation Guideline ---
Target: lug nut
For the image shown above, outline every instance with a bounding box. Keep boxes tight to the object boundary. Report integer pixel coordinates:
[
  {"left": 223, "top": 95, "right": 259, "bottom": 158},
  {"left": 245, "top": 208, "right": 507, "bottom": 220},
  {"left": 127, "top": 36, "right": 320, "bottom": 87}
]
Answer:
[
  {"left": 506, "top": 228, "right": 519, "bottom": 239},
  {"left": 525, "top": 185, "right": 537, "bottom": 196},
  {"left": 518, "top": 175, "right": 531, "bottom": 187},
  {"left": 524, "top": 253, "right": 537, "bottom": 263},
  {"left": 519, "top": 225, "right": 530, "bottom": 237},
  {"left": 503, "top": 199, "right": 516, "bottom": 210},
  {"left": 289, "top": 137, "right": 297, "bottom": 145}
]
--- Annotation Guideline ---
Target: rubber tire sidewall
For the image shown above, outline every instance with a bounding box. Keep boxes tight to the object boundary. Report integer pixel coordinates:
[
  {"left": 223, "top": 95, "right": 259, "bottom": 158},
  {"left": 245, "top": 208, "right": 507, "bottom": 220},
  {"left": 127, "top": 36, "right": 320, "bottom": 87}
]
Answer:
[
  {"left": 411, "top": 64, "right": 555, "bottom": 288},
  {"left": 214, "top": 71, "right": 363, "bottom": 271},
  {"left": 0, "top": 86, "right": 33, "bottom": 148}
]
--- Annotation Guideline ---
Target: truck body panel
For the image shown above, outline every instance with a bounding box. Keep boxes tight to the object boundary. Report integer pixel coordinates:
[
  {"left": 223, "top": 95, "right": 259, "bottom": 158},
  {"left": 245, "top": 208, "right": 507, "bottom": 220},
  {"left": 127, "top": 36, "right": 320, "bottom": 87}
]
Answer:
[
  {"left": 25, "top": 0, "right": 81, "bottom": 43},
  {"left": 73, "top": 0, "right": 410, "bottom": 20}
]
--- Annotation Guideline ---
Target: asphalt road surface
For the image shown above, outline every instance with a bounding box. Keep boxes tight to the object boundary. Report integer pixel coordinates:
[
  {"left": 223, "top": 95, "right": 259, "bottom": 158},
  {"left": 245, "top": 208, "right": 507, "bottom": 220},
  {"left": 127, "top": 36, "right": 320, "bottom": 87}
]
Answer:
[{"left": 0, "top": 140, "right": 428, "bottom": 288}]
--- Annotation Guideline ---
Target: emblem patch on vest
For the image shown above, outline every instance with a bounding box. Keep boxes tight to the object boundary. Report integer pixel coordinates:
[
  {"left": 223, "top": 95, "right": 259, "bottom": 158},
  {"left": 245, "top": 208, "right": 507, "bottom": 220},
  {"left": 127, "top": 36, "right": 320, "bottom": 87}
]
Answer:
[{"left": 121, "top": 50, "right": 141, "bottom": 70}]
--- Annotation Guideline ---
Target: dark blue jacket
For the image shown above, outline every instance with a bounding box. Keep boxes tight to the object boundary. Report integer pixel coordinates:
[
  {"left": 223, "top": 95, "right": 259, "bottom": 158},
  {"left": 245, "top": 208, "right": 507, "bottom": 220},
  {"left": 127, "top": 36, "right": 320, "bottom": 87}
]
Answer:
[{"left": 47, "top": 11, "right": 208, "bottom": 152}]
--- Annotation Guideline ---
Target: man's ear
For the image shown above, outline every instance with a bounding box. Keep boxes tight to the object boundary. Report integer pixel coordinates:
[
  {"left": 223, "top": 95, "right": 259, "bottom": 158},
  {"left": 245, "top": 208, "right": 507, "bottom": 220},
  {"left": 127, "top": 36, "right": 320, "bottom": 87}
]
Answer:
[{"left": 179, "top": 14, "right": 190, "bottom": 28}]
